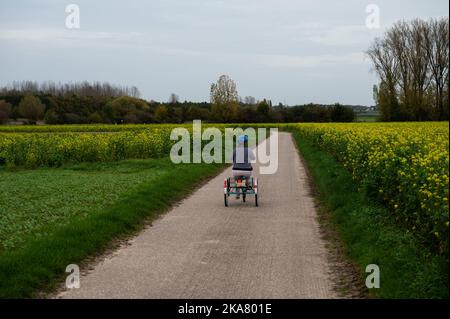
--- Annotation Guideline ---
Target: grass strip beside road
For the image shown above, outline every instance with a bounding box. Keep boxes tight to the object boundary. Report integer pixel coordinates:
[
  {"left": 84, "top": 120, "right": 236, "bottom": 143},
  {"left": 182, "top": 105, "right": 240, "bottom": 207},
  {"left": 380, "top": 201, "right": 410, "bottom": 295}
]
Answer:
[
  {"left": 0, "top": 160, "right": 172, "bottom": 250},
  {"left": 291, "top": 130, "right": 448, "bottom": 299},
  {"left": 0, "top": 158, "right": 226, "bottom": 298}
]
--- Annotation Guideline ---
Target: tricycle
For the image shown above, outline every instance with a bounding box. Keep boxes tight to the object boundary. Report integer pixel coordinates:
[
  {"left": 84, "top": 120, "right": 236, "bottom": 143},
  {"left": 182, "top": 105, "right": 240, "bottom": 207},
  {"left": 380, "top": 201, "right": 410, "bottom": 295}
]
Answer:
[{"left": 223, "top": 176, "right": 258, "bottom": 207}]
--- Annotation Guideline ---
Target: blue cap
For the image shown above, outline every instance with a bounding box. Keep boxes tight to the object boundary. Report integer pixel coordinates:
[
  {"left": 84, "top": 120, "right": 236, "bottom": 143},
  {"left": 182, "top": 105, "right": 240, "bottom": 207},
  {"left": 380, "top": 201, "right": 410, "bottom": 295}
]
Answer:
[{"left": 238, "top": 135, "right": 248, "bottom": 143}]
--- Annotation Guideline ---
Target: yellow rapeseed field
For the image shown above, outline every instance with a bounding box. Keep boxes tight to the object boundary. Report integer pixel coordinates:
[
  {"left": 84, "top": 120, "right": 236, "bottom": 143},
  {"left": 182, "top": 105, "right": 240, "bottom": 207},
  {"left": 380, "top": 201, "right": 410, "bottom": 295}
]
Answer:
[
  {"left": 0, "top": 128, "right": 175, "bottom": 167},
  {"left": 293, "top": 122, "right": 449, "bottom": 253}
]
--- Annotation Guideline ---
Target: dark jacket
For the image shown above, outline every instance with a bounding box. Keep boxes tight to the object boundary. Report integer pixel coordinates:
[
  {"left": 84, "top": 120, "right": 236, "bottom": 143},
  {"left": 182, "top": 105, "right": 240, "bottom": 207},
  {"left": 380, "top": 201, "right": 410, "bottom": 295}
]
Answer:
[{"left": 232, "top": 147, "right": 255, "bottom": 171}]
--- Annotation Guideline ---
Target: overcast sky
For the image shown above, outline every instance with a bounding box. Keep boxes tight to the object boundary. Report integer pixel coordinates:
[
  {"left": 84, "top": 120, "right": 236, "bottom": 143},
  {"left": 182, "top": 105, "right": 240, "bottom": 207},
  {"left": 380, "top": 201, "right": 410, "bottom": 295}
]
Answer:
[{"left": 0, "top": 0, "right": 448, "bottom": 106}]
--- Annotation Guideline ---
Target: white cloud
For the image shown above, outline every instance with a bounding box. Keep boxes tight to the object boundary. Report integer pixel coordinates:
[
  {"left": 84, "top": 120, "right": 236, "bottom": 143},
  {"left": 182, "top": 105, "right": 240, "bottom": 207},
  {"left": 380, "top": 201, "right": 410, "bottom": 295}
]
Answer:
[
  {"left": 305, "top": 25, "right": 383, "bottom": 46},
  {"left": 0, "top": 29, "right": 142, "bottom": 45},
  {"left": 283, "top": 23, "right": 383, "bottom": 47},
  {"left": 256, "top": 51, "right": 368, "bottom": 68}
]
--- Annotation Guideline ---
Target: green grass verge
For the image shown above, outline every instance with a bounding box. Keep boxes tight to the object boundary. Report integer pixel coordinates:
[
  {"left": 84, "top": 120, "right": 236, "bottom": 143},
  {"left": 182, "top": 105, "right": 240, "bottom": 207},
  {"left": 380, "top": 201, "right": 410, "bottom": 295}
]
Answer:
[
  {"left": 0, "top": 160, "right": 171, "bottom": 250},
  {"left": 0, "top": 158, "right": 226, "bottom": 298},
  {"left": 290, "top": 130, "right": 448, "bottom": 299},
  {"left": 355, "top": 113, "right": 380, "bottom": 122}
]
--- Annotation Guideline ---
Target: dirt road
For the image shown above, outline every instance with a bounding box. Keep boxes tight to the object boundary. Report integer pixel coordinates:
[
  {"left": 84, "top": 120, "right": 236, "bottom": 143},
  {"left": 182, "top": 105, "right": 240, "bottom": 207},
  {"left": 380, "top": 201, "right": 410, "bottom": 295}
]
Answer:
[{"left": 58, "top": 132, "right": 337, "bottom": 298}]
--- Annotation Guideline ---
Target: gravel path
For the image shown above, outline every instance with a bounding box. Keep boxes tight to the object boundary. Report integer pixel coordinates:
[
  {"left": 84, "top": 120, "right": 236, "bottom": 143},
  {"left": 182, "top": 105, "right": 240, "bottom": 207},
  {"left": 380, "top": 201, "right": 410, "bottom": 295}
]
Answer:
[{"left": 58, "top": 132, "right": 337, "bottom": 299}]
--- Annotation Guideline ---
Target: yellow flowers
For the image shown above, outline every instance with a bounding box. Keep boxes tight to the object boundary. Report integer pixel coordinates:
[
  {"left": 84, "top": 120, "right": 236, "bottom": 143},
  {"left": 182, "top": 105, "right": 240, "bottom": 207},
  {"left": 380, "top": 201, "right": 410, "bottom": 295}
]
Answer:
[
  {"left": 293, "top": 122, "right": 449, "bottom": 254},
  {"left": 0, "top": 128, "right": 176, "bottom": 167},
  {"left": 0, "top": 123, "right": 243, "bottom": 167}
]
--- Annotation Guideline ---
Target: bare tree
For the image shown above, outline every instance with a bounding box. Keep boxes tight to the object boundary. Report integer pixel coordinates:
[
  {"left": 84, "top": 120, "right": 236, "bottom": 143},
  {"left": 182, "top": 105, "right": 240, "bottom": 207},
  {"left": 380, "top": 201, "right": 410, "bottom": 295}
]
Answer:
[
  {"left": 406, "top": 19, "right": 432, "bottom": 118},
  {"left": 367, "top": 37, "right": 400, "bottom": 119},
  {"left": 367, "top": 17, "right": 449, "bottom": 120},
  {"left": 386, "top": 21, "right": 409, "bottom": 107},
  {"left": 422, "top": 18, "right": 449, "bottom": 119},
  {"left": 130, "top": 86, "right": 141, "bottom": 98},
  {"left": 244, "top": 96, "right": 256, "bottom": 105}
]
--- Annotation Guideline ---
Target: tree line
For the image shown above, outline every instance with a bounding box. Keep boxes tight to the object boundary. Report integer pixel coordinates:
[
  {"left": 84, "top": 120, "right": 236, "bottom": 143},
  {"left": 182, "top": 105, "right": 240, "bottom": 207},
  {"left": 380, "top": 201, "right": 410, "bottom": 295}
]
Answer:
[
  {"left": 368, "top": 17, "right": 449, "bottom": 121},
  {"left": 0, "top": 77, "right": 355, "bottom": 124},
  {"left": 0, "top": 81, "right": 141, "bottom": 98}
]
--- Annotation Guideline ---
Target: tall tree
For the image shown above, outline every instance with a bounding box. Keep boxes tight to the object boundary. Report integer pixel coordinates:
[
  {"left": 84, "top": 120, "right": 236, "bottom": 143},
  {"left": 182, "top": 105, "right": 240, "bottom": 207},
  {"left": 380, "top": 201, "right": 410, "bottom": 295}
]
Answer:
[
  {"left": 210, "top": 75, "right": 240, "bottom": 122},
  {"left": 0, "top": 100, "right": 12, "bottom": 124},
  {"left": 244, "top": 96, "right": 256, "bottom": 105},
  {"left": 367, "top": 17, "right": 449, "bottom": 121},
  {"left": 210, "top": 75, "right": 239, "bottom": 106},
  {"left": 422, "top": 18, "right": 449, "bottom": 120},
  {"left": 367, "top": 37, "right": 401, "bottom": 120},
  {"left": 18, "top": 95, "right": 45, "bottom": 124},
  {"left": 169, "top": 93, "right": 179, "bottom": 104}
]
